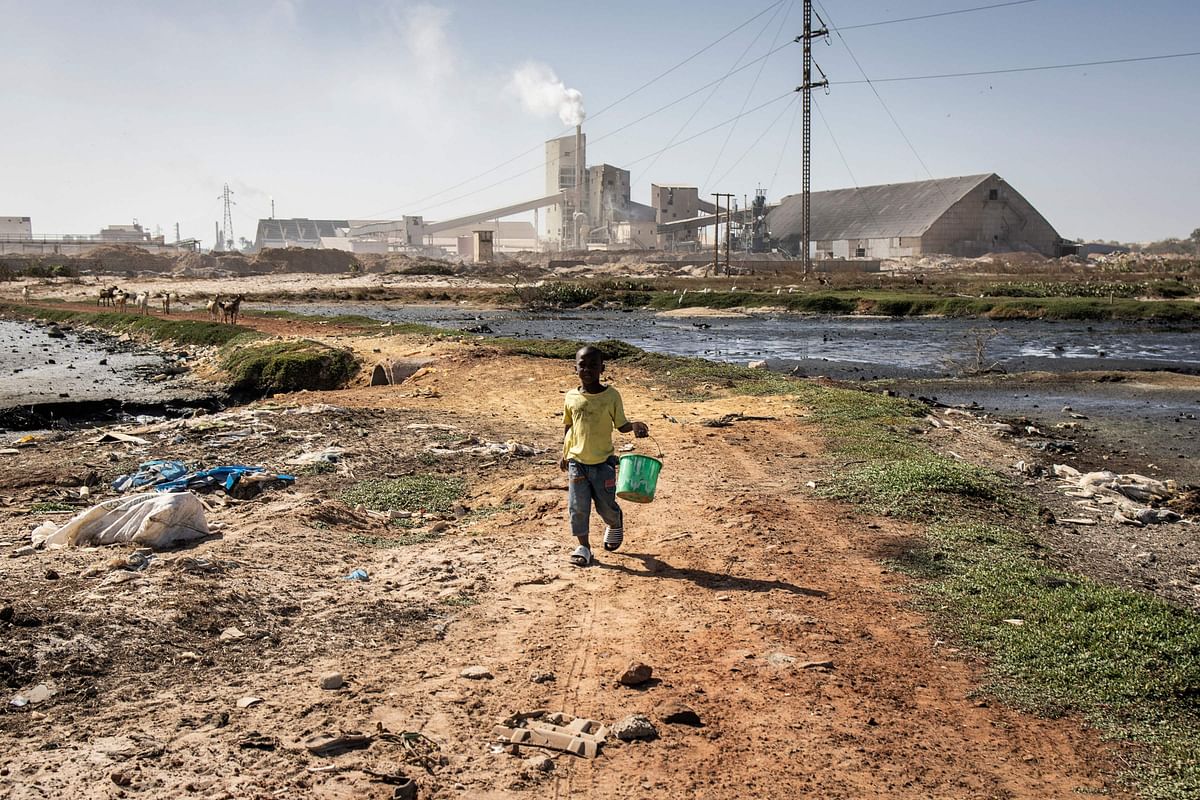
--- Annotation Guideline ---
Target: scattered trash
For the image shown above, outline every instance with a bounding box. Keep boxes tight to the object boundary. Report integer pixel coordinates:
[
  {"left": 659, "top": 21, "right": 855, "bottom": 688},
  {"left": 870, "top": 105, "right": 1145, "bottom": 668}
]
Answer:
[
  {"left": 305, "top": 730, "right": 372, "bottom": 757},
  {"left": 798, "top": 659, "right": 835, "bottom": 670},
  {"left": 529, "top": 672, "right": 556, "bottom": 684},
  {"left": 425, "top": 439, "right": 540, "bottom": 458},
  {"left": 345, "top": 569, "right": 369, "bottom": 582},
  {"left": 701, "top": 413, "right": 777, "bottom": 428},
  {"left": 220, "top": 626, "right": 246, "bottom": 642},
  {"left": 1052, "top": 465, "right": 1188, "bottom": 527},
  {"left": 111, "top": 460, "right": 189, "bottom": 493},
  {"left": 237, "top": 696, "right": 263, "bottom": 709},
  {"left": 9, "top": 684, "right": 53, "bottom": 708},
  {"left": 492, "top": 711, "right": 608, "bottom": 758},
  {"left": 89, "top": 432, "right": 150, "bottom": 446},
  {"left": 155, "top": 465, "right": 295, "bottom": 500},
  {"left": 238, "top": 732, "right": 279, "bottom": 751},
  {"left": 31, "top": 493, "right": 210, "bottom": 549},
  {"left": 288, "top": 447, "right": 348, "bottom": 466}
]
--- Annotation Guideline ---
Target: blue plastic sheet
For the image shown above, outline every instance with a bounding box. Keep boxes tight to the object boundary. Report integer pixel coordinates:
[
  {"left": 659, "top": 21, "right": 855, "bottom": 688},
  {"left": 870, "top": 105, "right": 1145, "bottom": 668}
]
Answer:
[{"left": 111, "top": 460, "right": 189, "bottom": 493}]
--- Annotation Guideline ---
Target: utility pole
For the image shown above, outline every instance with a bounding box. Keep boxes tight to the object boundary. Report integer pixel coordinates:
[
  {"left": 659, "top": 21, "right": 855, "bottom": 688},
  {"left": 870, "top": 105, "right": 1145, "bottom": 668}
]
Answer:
[
  {"left": 796, "top": 1, "right": 829, "bottom": 277},
  {"left": 218, "top": 183, "right": 236, "bottom": 252},
  {"left": 710, "top": 193, "right": 735, "bottom": 276}
]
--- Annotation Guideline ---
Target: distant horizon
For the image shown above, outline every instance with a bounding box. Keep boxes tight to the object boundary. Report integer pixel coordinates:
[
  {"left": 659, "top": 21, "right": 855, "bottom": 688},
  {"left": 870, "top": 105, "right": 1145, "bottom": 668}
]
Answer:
[{"left": 2, "top": 1, "right": 1197, "bottom": 247}]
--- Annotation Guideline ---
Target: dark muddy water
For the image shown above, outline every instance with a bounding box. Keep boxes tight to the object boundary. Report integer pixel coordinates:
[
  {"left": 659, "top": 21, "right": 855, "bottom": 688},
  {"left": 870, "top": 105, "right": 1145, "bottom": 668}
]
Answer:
[
  {"left": 0, "top": 320, "right": 219, "bottom": 429},
  {"left": 268, "top": 303, "right": 1200, "bottom": 378}
]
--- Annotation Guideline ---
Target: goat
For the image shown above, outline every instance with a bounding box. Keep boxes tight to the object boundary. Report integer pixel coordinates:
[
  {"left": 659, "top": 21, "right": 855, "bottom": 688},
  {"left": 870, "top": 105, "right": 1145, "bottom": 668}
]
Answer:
[
  {"left": 135, "top": 292, "right": 150, "bottom": 316},
  {"left": 21, "top": 285, "right": 31, "bottom": 300},
  {"left": 206, "top": 295, "right": 221, "bottom": 321},
  {"left": 219, "top": 294, "right": 244, "bottom": 325},
  {"left": 114, "top": 290, "right": 128, "bottom": 313},
  {"left": 98, "top": 286, "right": 116, "bottom": 306},
  {"left": 159, "top": 292, "right": 171, "bottom": 314}
]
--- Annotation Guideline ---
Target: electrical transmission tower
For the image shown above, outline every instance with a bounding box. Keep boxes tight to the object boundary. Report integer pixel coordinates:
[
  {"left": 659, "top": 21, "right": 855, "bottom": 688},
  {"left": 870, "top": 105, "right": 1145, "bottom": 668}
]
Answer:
[
  {"left": 218, "top": 183, "right": 236, "bottom": 252},
  {"left": 796, "top": 1, "right": 829, "bottom": 277}
]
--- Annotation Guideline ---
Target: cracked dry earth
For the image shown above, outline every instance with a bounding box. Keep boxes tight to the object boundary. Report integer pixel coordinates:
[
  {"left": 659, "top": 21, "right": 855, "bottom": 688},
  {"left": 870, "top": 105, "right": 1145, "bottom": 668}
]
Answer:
[{"left": 0, "top": 343, "right": 1123, "bottom": 798}]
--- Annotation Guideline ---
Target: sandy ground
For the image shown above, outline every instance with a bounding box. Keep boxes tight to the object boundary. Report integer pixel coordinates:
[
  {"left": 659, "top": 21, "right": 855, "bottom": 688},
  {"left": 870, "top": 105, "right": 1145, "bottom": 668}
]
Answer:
[{"left": 0, "top": 321, "right": 1127, "bottom": 798}]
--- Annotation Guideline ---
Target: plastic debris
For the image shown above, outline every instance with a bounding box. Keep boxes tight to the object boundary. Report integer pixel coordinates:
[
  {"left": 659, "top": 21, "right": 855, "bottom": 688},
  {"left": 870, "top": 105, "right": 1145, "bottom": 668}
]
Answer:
[
  {"left": 112, "top": 460, "right": 189, "bottom": 493},
  {"left": 31, "top": 493, "right": 209, "bottom": 549},
  {"left": 345, "top": 568, "right": 369, "bottom": 581}
]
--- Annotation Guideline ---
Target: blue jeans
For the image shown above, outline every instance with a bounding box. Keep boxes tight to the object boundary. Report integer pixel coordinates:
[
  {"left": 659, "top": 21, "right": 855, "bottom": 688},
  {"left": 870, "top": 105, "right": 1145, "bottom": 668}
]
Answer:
[{"left": 567, "top": 457, "right": 623, "bottom": 538}]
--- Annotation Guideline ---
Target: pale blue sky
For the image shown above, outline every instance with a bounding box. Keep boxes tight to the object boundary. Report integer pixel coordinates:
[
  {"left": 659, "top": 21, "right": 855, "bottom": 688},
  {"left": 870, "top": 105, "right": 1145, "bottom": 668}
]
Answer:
[{"left": 2, "top": 0, "right": 1197, "bottom": 246}]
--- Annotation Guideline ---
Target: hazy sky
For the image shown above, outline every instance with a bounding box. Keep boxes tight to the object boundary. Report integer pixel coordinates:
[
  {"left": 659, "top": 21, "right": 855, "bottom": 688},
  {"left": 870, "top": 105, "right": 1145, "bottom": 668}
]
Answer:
[{"left": 2, "top": 0, "right": 1198, "bottom": 246}]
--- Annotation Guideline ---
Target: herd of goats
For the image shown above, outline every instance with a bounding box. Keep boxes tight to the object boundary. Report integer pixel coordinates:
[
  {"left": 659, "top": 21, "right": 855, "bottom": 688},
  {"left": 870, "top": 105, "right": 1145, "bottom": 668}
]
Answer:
[{"left": 93, "top": 286, "right": 244, "bottom": 324}]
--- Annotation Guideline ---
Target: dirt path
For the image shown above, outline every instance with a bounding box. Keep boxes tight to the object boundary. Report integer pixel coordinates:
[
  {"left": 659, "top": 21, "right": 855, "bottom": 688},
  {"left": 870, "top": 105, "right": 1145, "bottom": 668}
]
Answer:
[{"left": 0, "top": 346, "right": 1122, "bottom": 798}]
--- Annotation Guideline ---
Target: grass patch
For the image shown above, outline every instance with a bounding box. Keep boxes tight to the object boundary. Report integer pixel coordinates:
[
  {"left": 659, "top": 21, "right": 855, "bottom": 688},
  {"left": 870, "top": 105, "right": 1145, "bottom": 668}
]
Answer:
[
  {"left": 339, "top": 475, "right": 465, "bottom": 514},
  {"left": 439, "top": 593, "right": 479, "bottom": 607},
  {"left": 220, "top": 339, "right": 358, "bottom": 396},
  {"left": 349, "top": 529, "right": 442, "bottom": 548},
  {"left": 0, "top": 302, "right": 260, "bottom": 346},
  {"left": 806, "top": 380, "right": 1200, "bottom": 796},
  {"left": 29, "top": 501, "right": 76, "bottom": 513}
]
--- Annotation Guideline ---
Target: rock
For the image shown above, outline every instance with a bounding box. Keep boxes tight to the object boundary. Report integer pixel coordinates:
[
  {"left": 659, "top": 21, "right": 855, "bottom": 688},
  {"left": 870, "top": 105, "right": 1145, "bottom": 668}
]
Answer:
[
  {"left": 659, "top": 701, "right": 702, "bottom": 727},
  {"left": 460, "top": 665, "right": 493, "bottom": 680},
  {"left": 0, "top": 606, "right": 12, "bottom": 623},
  {"left": 218, "top": 626, "right": 246, "bottom": 642},
  {"left": 530, "top": 671, "right": 556, "bottom": 684},
  {"left": 429, "top": 521, "right": 451, "bottom": 533},
  {"left": 11, "top": 545, "right": 35, "bottom": 558},
  {"left": 525, "top": 753, "right": 553, "bottom": 772},
  {"left": 319, "top": 672, "right": 344, "bottom": 690},
  {"left": 799, "top": 659, "right": 834, "bottom": 670},
  {"left": 766, "top": 652, "right": 795, "bottom": 667},
  {"left": 45, "top": 569, "right": 59, "bottom": 581},
  {"left": 618, "top": 662, "right": 653, "bottom": 687},
  {"left": 748, "top": 360, "right": 768, "bottom": 370},
  {"left": 110, "top": 770, "right": 133, "bottom": 787},
  {"left": 612, "top": 714, "right": 657, "bottom": 742}
]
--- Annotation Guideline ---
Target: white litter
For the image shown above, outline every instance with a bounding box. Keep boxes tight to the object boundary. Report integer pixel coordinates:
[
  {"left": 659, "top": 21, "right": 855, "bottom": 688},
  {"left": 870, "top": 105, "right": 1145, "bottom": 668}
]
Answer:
[{"left": 31, "top": 493, "right": 210, "bottom": 550}]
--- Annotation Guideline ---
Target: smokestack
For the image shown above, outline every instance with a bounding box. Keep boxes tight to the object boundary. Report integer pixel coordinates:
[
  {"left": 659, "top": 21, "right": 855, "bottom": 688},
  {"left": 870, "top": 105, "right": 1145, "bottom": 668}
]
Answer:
[{"left": 575, "top": 124, "right": 584, "bottom": 248}]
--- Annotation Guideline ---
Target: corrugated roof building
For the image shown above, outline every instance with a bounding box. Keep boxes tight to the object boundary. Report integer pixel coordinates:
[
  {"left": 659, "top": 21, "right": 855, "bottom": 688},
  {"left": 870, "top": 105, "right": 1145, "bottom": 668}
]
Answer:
[{"left": 767, "top": 174, "right": 1069, "bottom": 258}]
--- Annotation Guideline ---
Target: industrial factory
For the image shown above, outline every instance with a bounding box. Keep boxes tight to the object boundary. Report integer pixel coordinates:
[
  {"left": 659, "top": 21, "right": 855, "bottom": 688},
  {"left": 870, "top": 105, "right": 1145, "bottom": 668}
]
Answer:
[{"left": 246, "top": 125, "right": 1070, "bottom": 261}]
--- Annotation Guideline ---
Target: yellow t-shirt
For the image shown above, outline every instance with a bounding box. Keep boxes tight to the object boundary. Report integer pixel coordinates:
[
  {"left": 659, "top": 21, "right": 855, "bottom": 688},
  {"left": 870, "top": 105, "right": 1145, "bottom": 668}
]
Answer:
[{"left": 562, "top": 386, "right": 628, "bottom": 465}]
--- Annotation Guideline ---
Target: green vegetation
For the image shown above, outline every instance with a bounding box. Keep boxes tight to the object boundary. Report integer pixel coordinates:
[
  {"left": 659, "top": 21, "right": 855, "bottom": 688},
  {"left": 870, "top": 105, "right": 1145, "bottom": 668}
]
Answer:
[
  {"left": 808, "top": 382, "right": 1200, "bottom": 797},
  {"left": 493, "top": 279, "right": 1200, "bottom": 320},
  {"left": 349, "top": 529, "right": 443, "bottom": 548},
  {"left": 339, "top": 474, "right": 465, "bottom": 514},
  {"left": 0, "top": 303, "right": 260, "bottom": 346},
  {"left": 220, "top": 339, "right": 358, "bottom": 396},
  {"left": 29, "top": 501, "right": 76, "bottom": 513}
]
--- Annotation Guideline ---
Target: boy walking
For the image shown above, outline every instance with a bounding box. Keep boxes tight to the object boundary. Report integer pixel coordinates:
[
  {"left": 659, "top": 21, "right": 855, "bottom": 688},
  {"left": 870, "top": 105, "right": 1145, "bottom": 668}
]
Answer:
[{"left": 559, "top": 346, "right": 649, "bottom": 566}]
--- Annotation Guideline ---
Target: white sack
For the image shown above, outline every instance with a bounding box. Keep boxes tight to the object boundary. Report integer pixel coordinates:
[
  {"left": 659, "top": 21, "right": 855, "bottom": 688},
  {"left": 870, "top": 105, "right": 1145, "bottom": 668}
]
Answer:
[{"left": 31, "top": 492, "right": 209, "bottom": 550}]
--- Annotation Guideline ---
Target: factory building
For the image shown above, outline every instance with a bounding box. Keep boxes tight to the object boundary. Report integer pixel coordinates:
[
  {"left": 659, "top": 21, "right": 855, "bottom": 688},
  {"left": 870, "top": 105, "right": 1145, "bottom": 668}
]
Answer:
[{"left": 767, "top": 174, "right": 1069, "bottom": 259}]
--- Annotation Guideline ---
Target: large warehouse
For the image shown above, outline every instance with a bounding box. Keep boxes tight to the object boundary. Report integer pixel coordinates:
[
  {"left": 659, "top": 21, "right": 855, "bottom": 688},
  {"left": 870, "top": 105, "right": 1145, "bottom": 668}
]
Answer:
[{"left": 767, "top": 174, "right": 1070, "bottom": 258}]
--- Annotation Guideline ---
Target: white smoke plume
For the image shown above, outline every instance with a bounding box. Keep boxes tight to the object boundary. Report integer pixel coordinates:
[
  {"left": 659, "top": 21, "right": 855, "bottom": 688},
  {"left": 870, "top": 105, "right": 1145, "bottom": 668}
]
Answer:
[{"left": 509, "top": 61, "right": 585, "bottom": 126}]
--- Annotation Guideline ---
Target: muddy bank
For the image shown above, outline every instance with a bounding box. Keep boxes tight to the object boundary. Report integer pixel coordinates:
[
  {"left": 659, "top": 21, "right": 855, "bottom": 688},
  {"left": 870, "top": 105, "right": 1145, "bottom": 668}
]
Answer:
[
  {"left": 0, "top": 319, "right": 224, "bottom": 430},
  {"left": 887, "top": 371, "right": 1200, "bottom": 485}
]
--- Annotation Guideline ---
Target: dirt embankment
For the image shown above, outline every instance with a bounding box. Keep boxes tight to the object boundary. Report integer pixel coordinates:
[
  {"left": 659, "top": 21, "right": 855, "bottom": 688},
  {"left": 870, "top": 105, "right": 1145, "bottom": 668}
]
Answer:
[{"left": 0, "top": 336, "right": 1124, "bottom": 798}]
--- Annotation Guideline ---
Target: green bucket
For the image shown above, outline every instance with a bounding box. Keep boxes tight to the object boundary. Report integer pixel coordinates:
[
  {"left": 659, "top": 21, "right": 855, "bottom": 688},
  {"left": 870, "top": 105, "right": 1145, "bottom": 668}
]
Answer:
[{"left": 616, "top": 453, "right": 663, "bottom": 503}]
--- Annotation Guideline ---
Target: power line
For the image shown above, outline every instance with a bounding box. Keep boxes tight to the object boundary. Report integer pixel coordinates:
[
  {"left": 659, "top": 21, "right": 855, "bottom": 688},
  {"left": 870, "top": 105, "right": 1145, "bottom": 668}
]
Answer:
[
  {"left": 713, "top": 93, "right": 800, "bottom": 188},
  {"left": 831, "top": 51, "right": 1200, "bottom": 84},
  {"left": 355, "top": 1, "right": 786, "bottom": 219},
  {"left": 834, "top": 0, "right": 1040, "bottom": 32},
  {"left": 703, "top": 0, "right": 797, "bottom": 190},
  {"left": 812, "top": 97, "right": 883, "bottom": 230},
  {"left": 766, "top": 96, "right": 802, "bottom": 196},
  {"left": 814, "top": 0, "right": 945, "bottom": 199},
  {"left": 633, "top": 0, "right": 789, "bottom": 185}
]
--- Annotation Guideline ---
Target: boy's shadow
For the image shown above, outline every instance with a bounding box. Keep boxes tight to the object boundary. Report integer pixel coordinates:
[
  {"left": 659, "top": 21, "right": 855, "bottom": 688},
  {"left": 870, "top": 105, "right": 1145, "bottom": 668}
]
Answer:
[{"left": 596, "top": 552, "right": 828, "bottom": 598}]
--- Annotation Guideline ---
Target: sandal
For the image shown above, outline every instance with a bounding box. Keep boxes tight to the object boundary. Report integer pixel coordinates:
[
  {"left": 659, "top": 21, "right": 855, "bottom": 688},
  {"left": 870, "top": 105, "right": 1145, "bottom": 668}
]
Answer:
[
  {"left": 603, "top": 527, "right": 624, "bottom": 552},
  {"left": 569, "top": 545, "right": 593, "bottom": 567}
]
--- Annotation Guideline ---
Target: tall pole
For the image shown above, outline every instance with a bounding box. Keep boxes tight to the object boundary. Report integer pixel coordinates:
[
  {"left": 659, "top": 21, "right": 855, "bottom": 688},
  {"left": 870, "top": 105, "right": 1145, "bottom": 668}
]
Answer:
[
  {"left": 725, "top": 196, "right": 732, "bottom": 274},
  {"left": 797, "top": 1, "right": 828, "bottom": 277},
  {"left": 711, "top": 193, "right": 721, "bottom": 276}
]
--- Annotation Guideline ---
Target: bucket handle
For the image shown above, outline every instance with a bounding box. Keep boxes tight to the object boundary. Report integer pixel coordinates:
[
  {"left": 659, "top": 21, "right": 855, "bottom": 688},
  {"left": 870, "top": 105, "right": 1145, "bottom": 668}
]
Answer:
[{"left": 642, "top": 435, "right": 665, "bottom": 460}]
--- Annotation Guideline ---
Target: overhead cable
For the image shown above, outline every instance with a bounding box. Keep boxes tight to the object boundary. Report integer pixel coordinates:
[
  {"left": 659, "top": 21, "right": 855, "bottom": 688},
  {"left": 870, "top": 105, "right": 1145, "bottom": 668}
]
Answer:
[{"left": 831, "top": 51, "right": 1200, "bottom": 84}]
